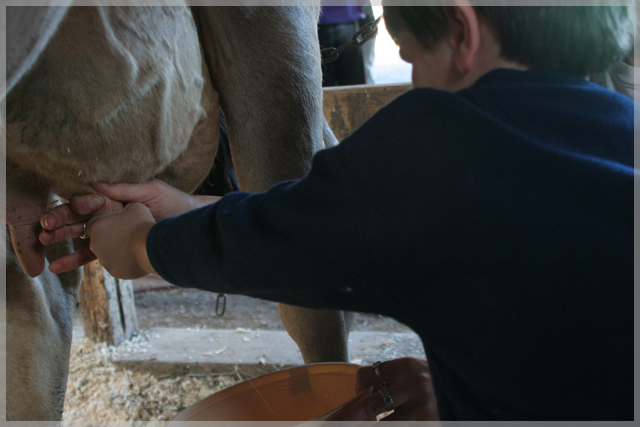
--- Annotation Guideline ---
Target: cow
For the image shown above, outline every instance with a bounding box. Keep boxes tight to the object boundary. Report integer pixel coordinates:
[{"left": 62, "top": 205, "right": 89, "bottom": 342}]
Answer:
[{"left": 3, "top": 3, "right": 353, "bottom": 420}]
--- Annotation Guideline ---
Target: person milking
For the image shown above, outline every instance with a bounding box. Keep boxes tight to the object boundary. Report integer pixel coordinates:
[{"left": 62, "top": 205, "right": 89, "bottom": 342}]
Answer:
[{"left": 40, "top": 2, "right": 634, "bottom": 420}]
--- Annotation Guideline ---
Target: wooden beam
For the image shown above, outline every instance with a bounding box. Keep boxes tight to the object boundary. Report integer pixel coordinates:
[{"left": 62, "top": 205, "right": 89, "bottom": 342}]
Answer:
[
  {"left": 79, "top": 260, "right": 138, "bottom": 346},
  {"left": 323, "top": 83, "right": 412, "bottom": 141}
]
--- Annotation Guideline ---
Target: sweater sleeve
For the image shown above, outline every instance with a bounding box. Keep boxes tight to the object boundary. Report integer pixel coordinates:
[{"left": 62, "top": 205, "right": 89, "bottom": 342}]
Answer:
[
  {"left": 146, "top": 140, "right": 380, "bottom": 313},
  {"left": 146, "top": 88, "right": 460, "bottom": 316}
]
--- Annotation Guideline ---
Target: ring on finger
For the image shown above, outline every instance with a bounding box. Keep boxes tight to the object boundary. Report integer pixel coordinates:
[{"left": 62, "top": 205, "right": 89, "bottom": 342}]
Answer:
[
  {"left": 80, "top": 221, "right": 89, "bottom": 240},
  {"left": 378, "top": 384, "right": 395, "bottom": 412},
  {"left": 372, "top": 360, "right": 386, "bottom": 385}
]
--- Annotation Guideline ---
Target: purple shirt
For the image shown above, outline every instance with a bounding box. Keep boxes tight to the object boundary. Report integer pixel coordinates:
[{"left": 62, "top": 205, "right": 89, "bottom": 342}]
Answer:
[{"left": 319, "top": 6, "right": 366, "bottom": 26}]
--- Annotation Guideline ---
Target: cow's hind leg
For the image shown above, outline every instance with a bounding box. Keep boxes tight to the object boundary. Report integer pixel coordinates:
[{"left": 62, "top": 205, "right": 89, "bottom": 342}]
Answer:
[
  {"left": 278, "top": 305, "right": 353, "bottom": 364},
  {"left": 6, "top": 232, "right": 81, "bottom": 420},
  {"left": 191, "top": 6, "right": 349, "bottom": 363}
]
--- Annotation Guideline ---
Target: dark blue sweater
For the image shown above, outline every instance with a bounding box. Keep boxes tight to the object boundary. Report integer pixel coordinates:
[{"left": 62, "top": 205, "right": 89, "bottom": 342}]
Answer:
[{"left": 148, "top": 68, "right": 634, "bottom": 420}]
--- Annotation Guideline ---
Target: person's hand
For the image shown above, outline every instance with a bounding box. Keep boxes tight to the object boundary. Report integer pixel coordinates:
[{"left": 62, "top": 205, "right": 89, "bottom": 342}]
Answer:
[
  {"left": 334, "top": 357, "right": 440, "bottom": 421},
  {"left": 84, "top": 202, "right": 157, "bottom": 280},
  {"left": 40, "top": 180, "right": 202, "bottom": 245},
  {"left": 40, "top": 180, "right": 220, "bottom": 273},
  {"left": 39, "top": 192, "right": 126, "bottom": 273},
  {"left": 91, "top": 180, "right": 214, "bottom": 221}
]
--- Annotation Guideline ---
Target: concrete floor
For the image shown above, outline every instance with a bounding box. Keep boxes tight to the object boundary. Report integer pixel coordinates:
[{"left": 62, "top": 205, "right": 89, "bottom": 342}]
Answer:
[{"left": 73, "top": 277, "right": 425, "bottom": 376}]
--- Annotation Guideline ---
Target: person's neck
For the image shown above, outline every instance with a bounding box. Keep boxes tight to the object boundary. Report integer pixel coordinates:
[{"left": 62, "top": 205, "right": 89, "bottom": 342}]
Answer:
[{"left": 452, "top": 58, "right": 529, "bottom": 92}]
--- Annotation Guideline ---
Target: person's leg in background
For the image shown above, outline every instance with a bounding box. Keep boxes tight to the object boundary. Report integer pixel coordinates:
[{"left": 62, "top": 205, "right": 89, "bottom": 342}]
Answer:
[
  {"left": 319, "top": 22, "right": 366, "bottom": 87},
  {"left": 318, "top": 23, "right": 339, "bottom": 86}
]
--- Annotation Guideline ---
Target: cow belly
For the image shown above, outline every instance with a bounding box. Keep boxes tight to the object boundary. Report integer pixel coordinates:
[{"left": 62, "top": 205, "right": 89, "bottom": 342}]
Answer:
[{"left": 6, "top": 6, "right": 219, "bottom": 198}]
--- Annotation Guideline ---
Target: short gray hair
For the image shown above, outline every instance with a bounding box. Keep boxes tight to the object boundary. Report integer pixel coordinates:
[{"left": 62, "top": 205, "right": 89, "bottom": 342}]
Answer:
[{"left": 382, "top": 4, "right": 634, "bottom": 76}]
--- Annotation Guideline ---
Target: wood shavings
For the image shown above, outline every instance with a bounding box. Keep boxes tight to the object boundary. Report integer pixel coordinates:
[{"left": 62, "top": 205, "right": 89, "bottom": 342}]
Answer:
[{"left": 62, "top": 333, "right": 239, "bottom": 421}]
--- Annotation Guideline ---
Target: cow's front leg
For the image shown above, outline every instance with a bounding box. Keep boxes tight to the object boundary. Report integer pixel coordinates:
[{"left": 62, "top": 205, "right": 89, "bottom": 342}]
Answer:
[{"left": 191, "top": 5, "right": 349, "bottom": 363}]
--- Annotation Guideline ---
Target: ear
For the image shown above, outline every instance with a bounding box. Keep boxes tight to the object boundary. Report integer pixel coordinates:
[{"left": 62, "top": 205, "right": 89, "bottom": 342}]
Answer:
[{"left": 446, "top": 1, "right": 481, "bottom": 75}]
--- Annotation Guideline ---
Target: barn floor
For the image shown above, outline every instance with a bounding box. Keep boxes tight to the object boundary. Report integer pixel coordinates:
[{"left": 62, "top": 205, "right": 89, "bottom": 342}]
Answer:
[{"left": 65, "top": 276, "right": 423, "bottom": 421}]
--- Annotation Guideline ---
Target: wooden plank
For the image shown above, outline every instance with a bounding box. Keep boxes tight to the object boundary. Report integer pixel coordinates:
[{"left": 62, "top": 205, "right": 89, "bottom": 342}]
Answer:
[
  {"left": 79, "top": 260, "right": 138, "bottom": 345},
  {"left": 323, "top": 83, "right": 412, "bottom": 141},
  {"left": 78, "top": 261, "right": 111, "bottom": 343},
  {"left": 112, "top": 328, "right": 424, "bottom": 377},
  {"left": 119, "top": 278, "right": 139, "bottom": 340}
]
